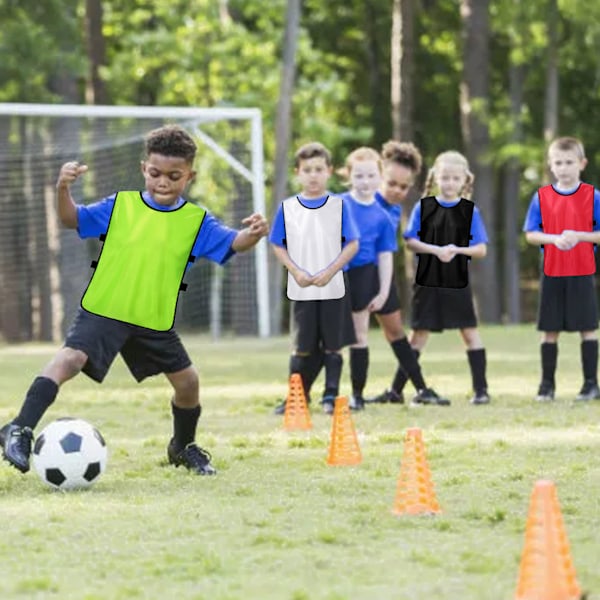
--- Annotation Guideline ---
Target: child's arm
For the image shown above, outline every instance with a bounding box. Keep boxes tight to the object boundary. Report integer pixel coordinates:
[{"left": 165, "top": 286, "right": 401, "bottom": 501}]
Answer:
[
  {"left": 453, "top": 243, "right": 487, "bottom": 259},
  {"left": 312, "top": 239, "right": 359, "bottom": 287},
  {"left": 368, "top": 251, "right": 393, "bottom": 312},
  {"left": 560, "top": 229, "right": 600, "bottom": 247},
  {"left": 271, "top": 244, "right": 314, "bottom": 288},
  {"left": 231, "top": 213, "right": 269, "bottom": 252},
  {"left": 406, "top": 238, "right": 457, "bottom": 262},
  {"left": 56, "top": 161, "right": 88, "bottom": 229},
  {"left": 525, "top": 231, "right": 573, "bottom": 251}
]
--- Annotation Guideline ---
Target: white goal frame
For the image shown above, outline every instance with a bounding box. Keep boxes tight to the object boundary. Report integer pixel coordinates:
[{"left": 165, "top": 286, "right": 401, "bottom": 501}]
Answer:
[{"left": 0, "top": 102, "right": 270, "bottom": 338}]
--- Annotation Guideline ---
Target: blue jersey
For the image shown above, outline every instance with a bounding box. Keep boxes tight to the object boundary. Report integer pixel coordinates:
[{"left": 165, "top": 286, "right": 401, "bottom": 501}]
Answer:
[
  {"left": 269, "top": 193, "right": 359, "bottom": 248},
  {"left": 77, "top": 191, "right": 237, "bottom": 266},
  {"left": 522, "top": 184, "right": 600, "bottom": 233},
  {"left": 404, "top": 197, "right": 489, "bottom": 245},
  {"left": 375, "top": 191, "right": 402, "bottom": 233},
  {"left": 342, "top": 192, "right": 398, "bottom": 269}
]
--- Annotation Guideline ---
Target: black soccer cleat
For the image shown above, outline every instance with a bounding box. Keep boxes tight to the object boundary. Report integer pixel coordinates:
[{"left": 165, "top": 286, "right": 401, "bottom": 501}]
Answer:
[
  {"left": 411, "top": 388, "right": 451, "bottom": 407},
  {"left": 167, "top": 440, "right": 217, "bottom": 476},
  {"left": 470, "top": 391, "right": 491, "bottom": 405},
  {"left": 349, "top": 395, "right": 365, "bottom": 411},
  {"left": 321, "top": 395, "right": 335, "bottom": 415},
  {"left": 575, "top": 379, "right": 600, "bottom": 402},
  {"left": 273, "top": 399, "right": 287, "bottom": 415},
  {"left": 0, "top": 422, "right": 34, "bottom": 473},
  {"left": 365, "top": 389, "right": 404, "bottom": 404},
  {"left": 535, "top": 380, "right": 555, "bottom": 403}
]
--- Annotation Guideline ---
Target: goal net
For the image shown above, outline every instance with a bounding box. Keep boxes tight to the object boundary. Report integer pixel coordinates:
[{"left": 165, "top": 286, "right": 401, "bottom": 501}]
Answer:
[{"left": 0, "top": 103, "right": 269, "bottom": 343}]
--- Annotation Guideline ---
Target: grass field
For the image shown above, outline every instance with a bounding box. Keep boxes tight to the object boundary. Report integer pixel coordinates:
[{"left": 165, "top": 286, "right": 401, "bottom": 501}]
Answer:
[{"left": 0, "top": 324, "right": 599, "bottom": 600}]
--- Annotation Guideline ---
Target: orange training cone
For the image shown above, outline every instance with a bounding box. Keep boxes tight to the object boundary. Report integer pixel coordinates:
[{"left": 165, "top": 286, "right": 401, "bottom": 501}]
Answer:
[
  {"left": 326, "top": 396, "right": 362, "bottom": 466},
  {"left": 514, "top": 480, "right": 582, "bottom": 600},
  {"left": 283, "top": 373, "right": 312, "bottom": 431},
  {"left": 392, "top": 427, "right": 441, "bottom": 515}
]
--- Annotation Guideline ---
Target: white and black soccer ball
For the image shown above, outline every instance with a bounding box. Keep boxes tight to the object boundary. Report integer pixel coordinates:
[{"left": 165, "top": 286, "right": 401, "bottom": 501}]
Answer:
[{"left": 32, "top": 418, "right": 108, "bottom": 490}]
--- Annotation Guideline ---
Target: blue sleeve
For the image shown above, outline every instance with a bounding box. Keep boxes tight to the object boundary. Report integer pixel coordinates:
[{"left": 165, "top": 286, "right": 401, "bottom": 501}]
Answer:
[
  {"left": 376, "top": 213, "right": 398, "bottom": 253},
  {"left": 470, "top": 207, "right": 488, "bottom": 245},
  {"left": 341, "top": 200, "right": 359, "bottom": 245},
  {"left": 403, "top": 202, "right": 421, "bottom": 239},
  {"left": 523, "top": 191, "right": 542, "bottom": 232},
  {"left": 268, "top": 203, "right": 286, "bottom": 247},
  {"left": 76, "top": 195, "right": 116, "bottom": 238},
  {"left": 191, "top": 212, "right": 237, "bottom": 265},
  {"left": 594, "top": 189, "right": 600, "bottom": 231}
]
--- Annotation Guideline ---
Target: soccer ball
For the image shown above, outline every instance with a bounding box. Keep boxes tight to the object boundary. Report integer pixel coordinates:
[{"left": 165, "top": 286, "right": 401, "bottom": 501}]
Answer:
[{"left": 32, "top": 418, "right": 108, "bottom": 490}]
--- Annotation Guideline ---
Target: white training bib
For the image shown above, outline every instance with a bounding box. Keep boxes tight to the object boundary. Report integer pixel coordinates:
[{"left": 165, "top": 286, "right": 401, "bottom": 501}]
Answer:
[{"left": 283, "top": 195, "right": 345, "bottom": 300}]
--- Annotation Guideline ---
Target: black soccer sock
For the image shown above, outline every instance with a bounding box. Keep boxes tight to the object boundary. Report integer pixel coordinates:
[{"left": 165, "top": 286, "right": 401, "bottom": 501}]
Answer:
[
  {"left": 171, "top": 403, "right": 201, "bottom": 452},
  {"left": 304, "top": 349, "right": 325, "bottom": 397},
  {"left": 540, "top": 342, "right": 558, "bottom": 386},
  {"left": 13, "top": 376, "right": 59, "bottom": 429},
  {"left": 391, "top": 350, "right": 419, "bottom": 394},
  {"left": 350, "top": 347, "right": 369, "bottom": 397},
  {"left": 323, "top": 352, "right": 343, "bottom": 398},
  {"left": 391, "top": 337, "right": 426, "bottom": 391},
  {"left": 467, "top": 348, "right": 488, "bottom": 394},
  {"left": 581, "top": 339, "right": 598, "bottom": 383}
]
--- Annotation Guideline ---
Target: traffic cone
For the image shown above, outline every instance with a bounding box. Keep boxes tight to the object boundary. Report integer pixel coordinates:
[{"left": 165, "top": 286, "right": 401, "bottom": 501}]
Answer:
[
  {"left": 392, "top": 427, "right": 441, "bottom": 515},
  {"left": 283, "top": 373, "right": 312, "bottom": 431},
  {"left": 514, "top": 480, "right": 582, "bottom": 600},
  {"left": 326, "top": 396, "right": 362, "bottom": 466}
]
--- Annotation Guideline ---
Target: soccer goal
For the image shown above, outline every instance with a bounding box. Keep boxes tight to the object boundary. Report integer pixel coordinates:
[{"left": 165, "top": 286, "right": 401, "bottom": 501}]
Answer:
[{"left": 0, "top": 103, "right": 269, "bottom": 343}]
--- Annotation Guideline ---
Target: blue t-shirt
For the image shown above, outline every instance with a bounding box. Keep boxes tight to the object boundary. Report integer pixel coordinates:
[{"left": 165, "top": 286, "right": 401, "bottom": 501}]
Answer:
[
  {"left": 77, "top": 191, "right": 237, "bottom": 266},
  {"left": 403, "top": 197, "right": 489, "bottom": 245},
  {"left": 522, "top": 184, "right": 600, "bottom": 233},
  {"left": 342, "top": 192, "right": 398, "bottom": 269},
  {"left": 375, "top": 191, "right": 402, "bottom": 233},
  {"left": 269, "top": 193, "right": 359, "bottom": 249}
]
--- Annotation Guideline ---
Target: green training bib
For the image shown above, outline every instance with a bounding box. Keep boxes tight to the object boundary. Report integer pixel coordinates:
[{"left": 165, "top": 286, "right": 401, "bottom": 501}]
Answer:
[{"left": 81, "top": 191, "right": 205, "bottom": 330}]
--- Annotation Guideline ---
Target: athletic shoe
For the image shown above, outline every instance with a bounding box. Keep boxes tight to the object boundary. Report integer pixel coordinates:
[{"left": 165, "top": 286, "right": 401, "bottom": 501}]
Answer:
[
  {"left": 273, "top": 399, "right": 287, "bottom": 415},
  {"left": 411, "top": 388, "right": 451, "bottom": 406},
  {"left": 321, "top": 395, "right": 335, "bottom": 415},
  {"left": 365, "top": 389, "right": 404, "bottom": 404},
  {"left": 348, "top": 395, "right": 365, "bottom": 411},
  {"left": 0, "top": 422, "right": 33, "bottom": 473},
  {"left": 470, "top": 391, "right": 491, "bottom": 405},
  {"left": 167, "top": 440, "right": 217, "bottom": 475},
  {"left": 273, "top": 393, "right": 312, "bottom": 415},
  {"left": 535, "top": 381, "right": 555, "bottom": 402},
  {"left": 575, "top": 380, "right": 600, "bottom": 402}
]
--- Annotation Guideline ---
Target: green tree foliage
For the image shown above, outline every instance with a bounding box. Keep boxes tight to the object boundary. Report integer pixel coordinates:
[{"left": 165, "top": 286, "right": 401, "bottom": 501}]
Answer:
[{"left": 2, "top": 0, "right": 600, "bottom": 321}]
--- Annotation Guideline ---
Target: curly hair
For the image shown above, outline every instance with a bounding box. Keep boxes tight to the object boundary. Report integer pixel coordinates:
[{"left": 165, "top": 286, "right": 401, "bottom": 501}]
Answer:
[
  {"left": 144, "top": 125, "right": 197, "bottom": 164},
  {"left": 381, "top": 140, "right": 423, "bottom": 175}
]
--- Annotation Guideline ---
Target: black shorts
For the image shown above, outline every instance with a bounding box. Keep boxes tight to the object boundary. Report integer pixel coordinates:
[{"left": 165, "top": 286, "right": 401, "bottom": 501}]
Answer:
[
  {"left": 347, "top": 264, "right": 401, "bottom": 314},
  {"left": 64, "top": 309, "right": 192, "bottom": 383},
  {"left": 292, "top": 284, "right": 356, "bottom": 353},
  {"left": 537, "top": 274, "right": 598, "bottom": 332},
  {"left": 411, "top": 284, "right": 477, "bottom": 332}
]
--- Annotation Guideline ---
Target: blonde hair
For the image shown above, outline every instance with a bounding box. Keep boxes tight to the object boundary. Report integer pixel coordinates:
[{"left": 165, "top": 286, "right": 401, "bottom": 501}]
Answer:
[
  {"left": 381, "top": 140, "right": 423, "bottom": 175},
  {"left": 423, "top": 150, "right": 475, "bottom": 199},
  {"left": 547, "top": 136, "right": 586, "bottom": 160},
  {"left": 338, "top": 146, "right": 382, "bottom": 183}
]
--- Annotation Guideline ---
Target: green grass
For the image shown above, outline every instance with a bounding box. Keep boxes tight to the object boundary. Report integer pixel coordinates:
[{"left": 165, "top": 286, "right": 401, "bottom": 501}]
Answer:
[{"left": 1, "top": 325, "right": 599, "bottom": 599}]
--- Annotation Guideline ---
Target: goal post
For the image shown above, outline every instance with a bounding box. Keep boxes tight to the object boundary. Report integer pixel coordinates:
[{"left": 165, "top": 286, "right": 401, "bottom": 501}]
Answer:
[{"left": 0, "top": 103, "right": 270, "bottom": 342}]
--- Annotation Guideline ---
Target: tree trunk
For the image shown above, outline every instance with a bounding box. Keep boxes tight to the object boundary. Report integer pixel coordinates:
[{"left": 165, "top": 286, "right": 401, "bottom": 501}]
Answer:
[
  {"left": 503, "top": 61, "right": 524, "bottom": 323},
  {"left": 270, "top": 0, "right": 302, "bottom": 335},
  {"left": 364, "top": 0, "right": 387, "bottom": 145},
  {"left": 543, "top": 0, "right": 559, "bottom": 184},
  {"left": 391, "top": 0, "right": 417, "bottom": 317},
  {"left": 84, "top": 0, "right": 109, "bottom": 105},
  {"left": 459, "top": 0, "right": 499, "bottom": 322}
]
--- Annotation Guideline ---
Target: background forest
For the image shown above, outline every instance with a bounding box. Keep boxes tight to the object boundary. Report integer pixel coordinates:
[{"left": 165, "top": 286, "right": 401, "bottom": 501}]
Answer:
[{"left": 2, "top": 0, "right": 600, "bottom": 334}]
